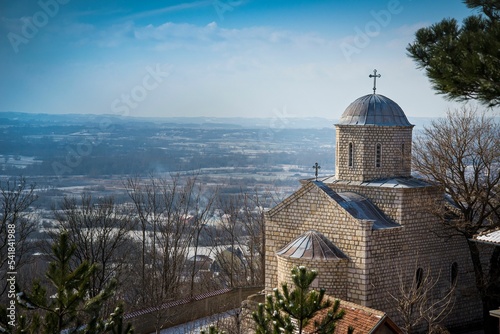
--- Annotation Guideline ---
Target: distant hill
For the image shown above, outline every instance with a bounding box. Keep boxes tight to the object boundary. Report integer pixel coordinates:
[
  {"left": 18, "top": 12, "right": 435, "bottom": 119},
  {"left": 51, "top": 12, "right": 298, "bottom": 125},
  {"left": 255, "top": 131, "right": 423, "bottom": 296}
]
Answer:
[
  {"left": 0, "top": 111, "right": 444, "bottom": 130},
  {"left": 0, "top": 111, "right": 338, "bottom": 129}
]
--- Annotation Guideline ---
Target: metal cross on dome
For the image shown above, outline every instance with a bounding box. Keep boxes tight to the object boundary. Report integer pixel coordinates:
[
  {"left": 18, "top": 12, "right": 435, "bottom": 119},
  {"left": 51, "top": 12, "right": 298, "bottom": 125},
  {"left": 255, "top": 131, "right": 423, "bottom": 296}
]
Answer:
[
  {"left": 369, "top": 69, "right": 381, "bottom": 94},
  {"left": 312, "top": 162, "right": 321, "bottom": 181}
]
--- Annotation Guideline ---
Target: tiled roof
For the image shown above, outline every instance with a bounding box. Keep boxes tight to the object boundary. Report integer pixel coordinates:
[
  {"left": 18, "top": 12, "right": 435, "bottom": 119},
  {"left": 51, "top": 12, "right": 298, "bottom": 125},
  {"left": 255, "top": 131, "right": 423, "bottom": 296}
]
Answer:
[
  {"left": 304, "top": 297, "right": 402, "bottom": 334},
  {"left": 276, "top": 230, "right": 347, "bottom": 260}
]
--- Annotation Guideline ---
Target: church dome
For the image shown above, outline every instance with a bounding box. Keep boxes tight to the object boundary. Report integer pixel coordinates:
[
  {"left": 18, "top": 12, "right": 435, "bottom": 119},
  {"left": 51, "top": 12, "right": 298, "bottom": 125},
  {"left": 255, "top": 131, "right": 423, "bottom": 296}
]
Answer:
[
  {"left": 276, "top": 230, "right": 346, "bottom": 260},
  {"left": 337, "top": 94, "right": 412, "bottom": 126}
]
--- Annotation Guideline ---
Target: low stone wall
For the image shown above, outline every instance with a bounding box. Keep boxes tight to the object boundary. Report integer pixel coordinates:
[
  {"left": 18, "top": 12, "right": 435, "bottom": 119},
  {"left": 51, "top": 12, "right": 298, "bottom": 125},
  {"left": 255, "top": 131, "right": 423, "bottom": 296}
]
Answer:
[{"left": 126, "top": 286, "right": 264, "bottom": 334}]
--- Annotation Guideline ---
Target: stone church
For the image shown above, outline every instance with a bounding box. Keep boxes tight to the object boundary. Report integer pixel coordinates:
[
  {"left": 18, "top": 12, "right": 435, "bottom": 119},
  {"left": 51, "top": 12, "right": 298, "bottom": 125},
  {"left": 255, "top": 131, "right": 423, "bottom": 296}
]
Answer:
[{"left": 264, "top": 86, "right": 483, "bottom": 329}]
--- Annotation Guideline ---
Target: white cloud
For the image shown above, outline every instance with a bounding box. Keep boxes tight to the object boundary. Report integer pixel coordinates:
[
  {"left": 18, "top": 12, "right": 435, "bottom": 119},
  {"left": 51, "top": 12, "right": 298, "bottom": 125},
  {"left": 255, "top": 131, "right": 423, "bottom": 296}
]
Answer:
[
  {"left": 394, "top": 22, "right": 429, "bottom": 36},
  {"left": 125, "top": 1, "right": 213, "bottom": 20},
  {"left": 134, "top": 21, "right": 219, "bottom": 41},
  {"left": 96, "top": 21, "right": 135, "bottom": 47},
  {"left": 133, "top": 21, "right": 332, "bottom": 49},
  {"left": 385, "top": 22, "right": 429, "bottom": 50}
]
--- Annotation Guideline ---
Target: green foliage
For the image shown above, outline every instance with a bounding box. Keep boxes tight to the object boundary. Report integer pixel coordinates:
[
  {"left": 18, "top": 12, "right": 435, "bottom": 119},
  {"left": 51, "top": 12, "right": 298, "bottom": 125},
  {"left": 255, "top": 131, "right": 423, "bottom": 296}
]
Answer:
[
  {"left": 407, "top": 0, "right": 500, "bottom": 106},
  {"left": 97, "top": 303, "right": 134, "bottom": 334},
  {"left": 200, "top": 325, "right": 226, "bottom": 334},
  {"left": 252, "top": 266, "right": 345, "bottom": 334},
  {"left": 12, "top": 232, "right": 131, "bottom": 334}
]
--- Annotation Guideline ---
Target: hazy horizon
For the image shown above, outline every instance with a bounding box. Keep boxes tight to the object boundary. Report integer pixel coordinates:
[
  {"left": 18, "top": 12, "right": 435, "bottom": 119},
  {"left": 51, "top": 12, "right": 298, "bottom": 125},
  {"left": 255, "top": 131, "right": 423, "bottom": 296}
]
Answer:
[{"left": 1, "top": 0, "right": 480, "bottom": 120}]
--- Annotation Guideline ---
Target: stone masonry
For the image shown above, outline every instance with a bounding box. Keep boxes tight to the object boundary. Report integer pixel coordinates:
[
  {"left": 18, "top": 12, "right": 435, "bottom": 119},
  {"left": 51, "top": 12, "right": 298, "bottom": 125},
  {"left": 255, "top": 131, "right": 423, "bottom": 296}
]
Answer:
[
  {"left": 335, "top": 125, "right": 412, "bottom": 182},
  {"left": 264, "top": 93, "right": 483, "bottom": 330}
]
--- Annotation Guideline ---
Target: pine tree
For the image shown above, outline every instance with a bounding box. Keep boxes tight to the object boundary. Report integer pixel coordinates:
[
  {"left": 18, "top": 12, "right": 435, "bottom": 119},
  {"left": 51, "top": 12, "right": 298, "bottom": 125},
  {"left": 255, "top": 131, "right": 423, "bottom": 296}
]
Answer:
[
  {"left": 407, "top": 0, "right": 500, "bottom": 107},
  {"left": 14, "top": 232, "right": 129, "bottom": 334},
  {"left": 252, "top": 266, "right": 345, "bottom": 334},
  {"left": 200, "top": 325, "right": 225, "bottom": 334},
  {"left": 97, "top": 303, "right": 134, "bottom": 334}
]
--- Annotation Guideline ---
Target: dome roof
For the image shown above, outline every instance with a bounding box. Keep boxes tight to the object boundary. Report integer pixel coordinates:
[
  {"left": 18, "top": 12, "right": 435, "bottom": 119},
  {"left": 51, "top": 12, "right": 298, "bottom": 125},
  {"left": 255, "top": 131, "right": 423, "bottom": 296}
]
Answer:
[
  {"left": 276, "top": 230, "right": 346, "bottom": 260},
  {"left": 337, "top": 94, "right": 412, "bottom": 126}
]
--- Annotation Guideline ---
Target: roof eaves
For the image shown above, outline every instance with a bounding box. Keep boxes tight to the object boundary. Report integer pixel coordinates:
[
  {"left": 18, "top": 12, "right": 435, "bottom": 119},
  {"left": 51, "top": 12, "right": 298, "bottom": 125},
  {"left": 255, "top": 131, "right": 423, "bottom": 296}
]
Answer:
[{"left": 368, "top": 314, "right": 387, "bottom": 334}]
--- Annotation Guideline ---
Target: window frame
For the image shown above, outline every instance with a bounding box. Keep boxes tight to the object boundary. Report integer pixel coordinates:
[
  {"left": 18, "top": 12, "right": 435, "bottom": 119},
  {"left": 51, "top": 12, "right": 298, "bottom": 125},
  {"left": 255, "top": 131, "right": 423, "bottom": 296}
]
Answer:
[
  {"left": 348, "top": 142, "right": 354, "bottom": 168},
  {"left": 375, "top": 143, "right": 382, "bottom": 168}
]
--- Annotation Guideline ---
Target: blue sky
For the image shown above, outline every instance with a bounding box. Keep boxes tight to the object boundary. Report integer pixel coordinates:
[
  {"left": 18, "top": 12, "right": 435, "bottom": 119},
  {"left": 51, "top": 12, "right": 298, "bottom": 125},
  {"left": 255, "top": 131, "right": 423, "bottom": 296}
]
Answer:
[{"left": 0, "top": 0, "right": 474, "bottom": 119}]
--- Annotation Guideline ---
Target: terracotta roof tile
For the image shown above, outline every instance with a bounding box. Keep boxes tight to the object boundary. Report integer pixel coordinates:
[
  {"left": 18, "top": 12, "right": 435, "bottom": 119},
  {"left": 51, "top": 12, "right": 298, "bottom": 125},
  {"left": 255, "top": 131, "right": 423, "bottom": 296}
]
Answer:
[{"left": 304, "top": 297, "right": 402, "bottom": 334}]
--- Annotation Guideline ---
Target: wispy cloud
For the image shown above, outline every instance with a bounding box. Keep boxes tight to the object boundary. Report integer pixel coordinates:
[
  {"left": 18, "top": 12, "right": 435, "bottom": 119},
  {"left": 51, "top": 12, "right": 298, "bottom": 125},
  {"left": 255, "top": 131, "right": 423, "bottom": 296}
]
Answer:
[
  {"left": 394, "top": 22, "right": 428, "bottom": 36},
  {"left": 133, "top": 21, "right": 332, "bottom": 51},
  {"left": 386, "top": 22, "right": 429, "bottom": 49},
  {"left": 125, "top": 1, "right": 212, "bottom": 20},
  {"left": 97, "top": 21, "right": 135, "bottom": 47},
  {"left": 135, "top": 21, "right": 218, "bottom": 41}
]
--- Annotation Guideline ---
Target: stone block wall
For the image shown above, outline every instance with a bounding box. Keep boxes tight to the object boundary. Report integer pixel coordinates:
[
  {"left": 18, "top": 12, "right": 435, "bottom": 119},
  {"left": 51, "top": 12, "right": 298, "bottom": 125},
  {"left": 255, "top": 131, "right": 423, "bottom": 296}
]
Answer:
[
  {"left": 330, "top": 182, "right": 482, "bottom": 328},
  {"left": 265, "top": 180, "right": 483, "bottom": 330},
  {"left": 335, "top": 125, "right": 412, "bottom": 182},
  {"left": 277, "top": 255, "right": 348, "bottom": 300},
  {"left": 265, "top": 181, "right": 372, "bottom": 306}
]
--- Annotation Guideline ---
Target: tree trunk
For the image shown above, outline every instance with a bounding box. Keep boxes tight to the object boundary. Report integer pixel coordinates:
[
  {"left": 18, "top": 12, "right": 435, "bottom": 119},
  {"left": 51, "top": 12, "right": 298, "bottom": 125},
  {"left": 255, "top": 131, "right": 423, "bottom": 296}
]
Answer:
[
  {"left": 483, "top": 296, "right": 499, "bottom": 334},
  {"left": 467, "top": 239, "right": 499, "bottom": 334}
]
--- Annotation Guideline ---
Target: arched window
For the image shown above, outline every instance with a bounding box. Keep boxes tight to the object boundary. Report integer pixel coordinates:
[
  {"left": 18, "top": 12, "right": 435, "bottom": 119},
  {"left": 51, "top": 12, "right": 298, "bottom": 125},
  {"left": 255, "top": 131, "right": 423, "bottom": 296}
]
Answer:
[
  {"left": 348, "top": 142, "right": 354, "bottom": 167},
  {"left": 375, "top": 143, "right": 381, "bottom": 168},
  {"left": 450, "top": 262, "right": 458, "bottom": 286},
  {"left": 415, "top": 268, "right": 424, "bottom": 289}
]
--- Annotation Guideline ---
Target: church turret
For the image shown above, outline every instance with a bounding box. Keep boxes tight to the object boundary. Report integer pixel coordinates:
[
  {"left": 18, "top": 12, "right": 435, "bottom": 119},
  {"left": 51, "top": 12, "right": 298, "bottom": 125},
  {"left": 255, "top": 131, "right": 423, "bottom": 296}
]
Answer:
[{"left": 334, "top": 72, "right": 413, "bottom": 182}]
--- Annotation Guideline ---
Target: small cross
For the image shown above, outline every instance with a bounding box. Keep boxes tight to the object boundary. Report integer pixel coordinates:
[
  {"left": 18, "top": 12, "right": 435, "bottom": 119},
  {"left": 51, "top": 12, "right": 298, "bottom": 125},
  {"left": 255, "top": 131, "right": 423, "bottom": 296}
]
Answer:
[
  {"left": 312, "top": 162, "right": 321, "bottom": 181},
  {"left": 369, "top": 69, "right": 381, "bottom": 94}
]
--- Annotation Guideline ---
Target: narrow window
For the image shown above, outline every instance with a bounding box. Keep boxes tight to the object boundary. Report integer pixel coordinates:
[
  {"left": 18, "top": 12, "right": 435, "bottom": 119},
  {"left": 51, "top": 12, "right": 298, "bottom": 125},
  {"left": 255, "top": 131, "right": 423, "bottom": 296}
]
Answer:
[
  {"left": 401, "top": 143, "right": 405, "bottom": 167},
  {"left": 450, "top": 262, "right": 458, "bottom": 286},
  {"left": 348, "top": 142, "right": 354, "bottom": 167},
  {"left": 415, "top": 268, "right": 424, "bottom": 289},
  {"left": 375, "top": 143, "right": 381, "bottom": 167},
  {"left": 336, "top": 142, "right": 339, "bottom": 168}
]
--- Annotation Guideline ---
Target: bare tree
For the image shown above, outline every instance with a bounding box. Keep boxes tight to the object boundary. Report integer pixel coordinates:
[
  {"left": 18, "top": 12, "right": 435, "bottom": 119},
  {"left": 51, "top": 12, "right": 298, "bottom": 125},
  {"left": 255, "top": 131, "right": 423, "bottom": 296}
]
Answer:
[
  {"left": 188, "top": 184, "right": 218, "bottom": 297},
  {"left": 125, "top": 174, "right": 216, "bottom": 332},
  {"left": 237, "top": 188, "right": 270, "bottom": 286},
  {"left": 215, "top": 198, "right": 242, "bottom": 288},
  {"left": 0, "top": 176, "right": 37, "bottom": 300},
  {"left": 53, "top": 193, "right": 134, "bottom": 303},
  {"left": 210, "top": 191, "right": 252, "bottom": 288},
  {"left": 389, "top": 263, "right": 455, "bottom": 334},
  {"left": 125, "top": 176, "right": 165, "bottom": 305},
  {"left": 208, "top": 187, "right": 278, "bottom": 289},
  {"left": 412, "top": 106, "right": 500, "bottom": 332}
]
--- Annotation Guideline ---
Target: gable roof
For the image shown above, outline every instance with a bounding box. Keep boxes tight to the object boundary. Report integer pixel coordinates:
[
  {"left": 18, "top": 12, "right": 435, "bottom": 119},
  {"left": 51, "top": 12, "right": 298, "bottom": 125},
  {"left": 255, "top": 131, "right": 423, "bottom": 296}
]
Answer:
[
  {"left": 266, "top": 181, "right": 399, "bottom": 230},
  {"left": 304, "top": 297, "right": 403, "bottom": 334},
  {"left": 313, "top": 181, "right": 399, "bottom": 230}
]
